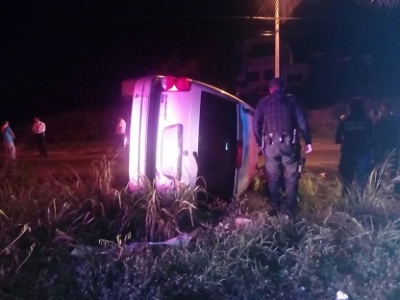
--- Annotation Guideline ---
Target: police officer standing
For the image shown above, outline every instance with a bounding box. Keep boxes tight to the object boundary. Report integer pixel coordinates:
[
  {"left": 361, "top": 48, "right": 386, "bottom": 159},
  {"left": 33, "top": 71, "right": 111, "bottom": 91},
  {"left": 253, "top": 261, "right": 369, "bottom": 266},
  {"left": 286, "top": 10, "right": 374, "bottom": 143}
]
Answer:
[
  {"left": 335, "top": 98, "right": 373, "bottom": 192},
  {"left": 253, "top": 78, "right": 312, "bottom": 218},
  {"left": 373, "top": 102, "right": 399, "bottom": 178}
]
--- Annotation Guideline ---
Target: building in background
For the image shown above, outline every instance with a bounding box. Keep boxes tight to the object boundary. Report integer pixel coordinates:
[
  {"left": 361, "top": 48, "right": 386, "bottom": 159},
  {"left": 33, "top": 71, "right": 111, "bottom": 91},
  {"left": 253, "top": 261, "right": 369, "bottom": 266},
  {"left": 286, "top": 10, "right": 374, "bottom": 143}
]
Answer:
[{"left": 236, "top": 35, "right": 308, "bottom": 104}]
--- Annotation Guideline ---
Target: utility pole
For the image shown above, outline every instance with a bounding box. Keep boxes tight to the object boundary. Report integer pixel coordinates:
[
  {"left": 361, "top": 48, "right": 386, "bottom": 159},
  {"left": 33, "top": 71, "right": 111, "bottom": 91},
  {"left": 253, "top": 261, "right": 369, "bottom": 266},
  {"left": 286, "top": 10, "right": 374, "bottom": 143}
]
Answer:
[{"left": 274, "top": 0, "right": 280, "bottom": 78}]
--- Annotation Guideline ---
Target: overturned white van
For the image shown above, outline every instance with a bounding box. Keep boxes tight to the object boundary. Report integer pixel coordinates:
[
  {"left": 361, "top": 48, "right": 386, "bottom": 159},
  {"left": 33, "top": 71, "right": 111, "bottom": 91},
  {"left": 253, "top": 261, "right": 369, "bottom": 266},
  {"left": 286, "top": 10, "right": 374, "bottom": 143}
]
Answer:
[{"left": 121, "top": 75, "right": 258, "bottom": 198}]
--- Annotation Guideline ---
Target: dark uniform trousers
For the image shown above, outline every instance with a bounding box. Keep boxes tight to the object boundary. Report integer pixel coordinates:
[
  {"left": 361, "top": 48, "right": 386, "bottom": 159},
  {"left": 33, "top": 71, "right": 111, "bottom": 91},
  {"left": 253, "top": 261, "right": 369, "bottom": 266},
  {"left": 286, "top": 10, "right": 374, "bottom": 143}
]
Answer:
[
  {"left": 264, "top": 142, "right": 301, "bottom": 215},
  {"left": 115, "top": 133, "right": 125, "bottom": 150},
  {"left": 339, "top": 149, "right": 371, "bottom": 190},
  {"left": 35, "top": 133, "right": 48, "bottom": 157}
]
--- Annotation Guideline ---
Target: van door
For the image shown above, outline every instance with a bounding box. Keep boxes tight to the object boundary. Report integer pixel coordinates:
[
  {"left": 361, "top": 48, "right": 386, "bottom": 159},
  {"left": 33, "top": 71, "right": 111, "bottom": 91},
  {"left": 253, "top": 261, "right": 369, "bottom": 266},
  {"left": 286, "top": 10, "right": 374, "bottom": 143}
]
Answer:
[
  {"left": 197, "top": 91, "right": 237, "bottom": 198},
  {"left": 128, "top": 77, "right": 151, "bottom": 184},
  {"left": 127, "top": 77, "right": 162, "bottom": 184},
  {"left": 145, "top": 80, "right": 163, "bottom": 183},
  {"left": 155, "top": 87, "right": 201, "bottom": 187}
]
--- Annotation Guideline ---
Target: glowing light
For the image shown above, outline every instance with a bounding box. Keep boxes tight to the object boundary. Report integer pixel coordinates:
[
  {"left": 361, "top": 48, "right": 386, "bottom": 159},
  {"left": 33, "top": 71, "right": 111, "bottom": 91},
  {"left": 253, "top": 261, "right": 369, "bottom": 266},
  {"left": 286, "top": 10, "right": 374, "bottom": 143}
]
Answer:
[
  {"left": 161, "top": 76, "right": 175, "bottom": 90},
  {"left": 175, "top": 78, "right": 191, "bottom": 91},
  {"left": 161, "top": 76, "right": 191, "bottom": 91}
]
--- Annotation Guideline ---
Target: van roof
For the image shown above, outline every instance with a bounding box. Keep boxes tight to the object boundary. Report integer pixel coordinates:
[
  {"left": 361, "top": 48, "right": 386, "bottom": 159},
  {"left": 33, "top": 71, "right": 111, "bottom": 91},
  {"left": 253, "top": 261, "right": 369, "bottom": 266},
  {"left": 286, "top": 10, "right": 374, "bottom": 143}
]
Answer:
[{"left": 121, "top": 75, "right": 255, "bottom": 112}]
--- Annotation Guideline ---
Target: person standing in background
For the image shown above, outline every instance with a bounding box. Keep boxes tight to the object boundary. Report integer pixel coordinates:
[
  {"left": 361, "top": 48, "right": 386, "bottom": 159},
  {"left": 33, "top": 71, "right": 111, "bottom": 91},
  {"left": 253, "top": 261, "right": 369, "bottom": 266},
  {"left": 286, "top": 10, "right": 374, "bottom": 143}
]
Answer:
[
  {"left": 335, "top": 98, "right": 373, "bottom": 192},
  {"left": 369, "top": 107, "right": 381, "bottom": 166},
  {"left": 1, "top": 120, "right": 16, "bottom": 162},
  {"left": 32, "top": 117, "right": 48, "bottom": 157},
  {"left": 115, "top": 116, "right": 126, "bottom": 151},
  {"left": 373, "top": 102, "right": 400, "bottom": 178}
]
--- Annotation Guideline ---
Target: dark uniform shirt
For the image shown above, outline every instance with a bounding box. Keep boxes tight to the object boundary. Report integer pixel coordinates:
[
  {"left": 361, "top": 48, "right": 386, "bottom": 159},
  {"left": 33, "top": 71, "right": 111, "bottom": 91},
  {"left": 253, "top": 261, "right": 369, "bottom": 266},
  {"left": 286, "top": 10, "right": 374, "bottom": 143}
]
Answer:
[
  {"left": 253, "top": 90, "right": 312, "bottom": 147},
  {"left": 335, "top": 114, "right": 373, "bottom": 154},
  {"left": 374, "top": 115, "right": 399, "bottom": 153}
]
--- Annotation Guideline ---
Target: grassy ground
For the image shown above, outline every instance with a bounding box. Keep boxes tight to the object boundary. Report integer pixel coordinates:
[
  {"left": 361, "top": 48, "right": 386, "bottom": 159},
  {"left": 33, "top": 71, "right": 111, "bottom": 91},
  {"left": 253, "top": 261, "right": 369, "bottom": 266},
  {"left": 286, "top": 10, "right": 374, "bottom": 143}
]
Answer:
[
  {"left": 1, "top": 107, "right": 399, "bottom": 299},
  {"left": 1, "top": 158, "right": 400, "bottom": 299}
]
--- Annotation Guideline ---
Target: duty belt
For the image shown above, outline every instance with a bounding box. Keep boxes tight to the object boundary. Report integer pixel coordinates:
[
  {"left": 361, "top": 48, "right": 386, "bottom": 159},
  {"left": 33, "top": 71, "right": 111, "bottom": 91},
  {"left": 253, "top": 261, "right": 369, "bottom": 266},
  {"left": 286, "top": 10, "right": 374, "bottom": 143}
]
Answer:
[{"left": 262, "top": 129, "right": 298, "bottom": 147}]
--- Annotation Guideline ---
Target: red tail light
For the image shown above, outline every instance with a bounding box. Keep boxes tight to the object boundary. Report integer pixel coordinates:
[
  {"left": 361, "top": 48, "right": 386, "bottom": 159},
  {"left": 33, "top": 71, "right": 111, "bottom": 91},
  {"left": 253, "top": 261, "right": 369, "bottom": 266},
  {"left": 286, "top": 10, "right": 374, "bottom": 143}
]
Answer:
[
  {"left": 175, "top": 77, "right": 191, "bottom": 91},
  {"left": 161, "top": 76, "right": 191, "bottom": 91},
  {"left": 236, "top": 140, "right": 243, "bottom": 169},
  {"left": 161, "top": 76, "right": 175, "bottom": 90}
]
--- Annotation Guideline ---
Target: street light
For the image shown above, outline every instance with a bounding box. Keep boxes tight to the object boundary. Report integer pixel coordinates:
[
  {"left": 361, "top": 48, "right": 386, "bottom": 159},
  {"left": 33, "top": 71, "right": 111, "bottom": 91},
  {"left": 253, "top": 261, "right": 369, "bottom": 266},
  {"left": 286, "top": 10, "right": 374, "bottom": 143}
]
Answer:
[{"left": 274, "top": 0, "right": 280, "bottom": 78}]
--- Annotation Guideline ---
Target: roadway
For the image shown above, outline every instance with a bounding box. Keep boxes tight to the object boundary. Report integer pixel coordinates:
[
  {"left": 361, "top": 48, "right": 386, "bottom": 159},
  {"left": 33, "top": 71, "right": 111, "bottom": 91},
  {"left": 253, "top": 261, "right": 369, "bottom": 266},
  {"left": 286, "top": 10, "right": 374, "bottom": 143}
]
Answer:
[
  {"left": 0, "top": 144, "right": 130, "bottom": 187},
  {"left": 304, "top": 140, "right": 340, "bottom": 173},
  {"left": 0, "top": 140, "right": 341, "bottom": 184}
]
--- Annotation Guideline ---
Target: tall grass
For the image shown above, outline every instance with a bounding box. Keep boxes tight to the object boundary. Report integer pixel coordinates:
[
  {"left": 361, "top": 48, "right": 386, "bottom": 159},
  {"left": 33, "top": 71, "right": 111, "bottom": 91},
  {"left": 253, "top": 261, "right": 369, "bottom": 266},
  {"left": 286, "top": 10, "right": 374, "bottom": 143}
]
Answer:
[
  {"left": 2, "top": 160, "right": 400, "bottom": 299},
  {"left": 129, "top": 176, "right": 201, "bottom": 241}
]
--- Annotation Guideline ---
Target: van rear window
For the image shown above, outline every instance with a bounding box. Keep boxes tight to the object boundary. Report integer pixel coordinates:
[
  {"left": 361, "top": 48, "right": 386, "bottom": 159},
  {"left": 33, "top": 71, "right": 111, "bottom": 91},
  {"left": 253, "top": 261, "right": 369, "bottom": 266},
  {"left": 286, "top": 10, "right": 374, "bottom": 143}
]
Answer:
[{"left": 161, "top": 124, "right": 183, "bottom": 181}]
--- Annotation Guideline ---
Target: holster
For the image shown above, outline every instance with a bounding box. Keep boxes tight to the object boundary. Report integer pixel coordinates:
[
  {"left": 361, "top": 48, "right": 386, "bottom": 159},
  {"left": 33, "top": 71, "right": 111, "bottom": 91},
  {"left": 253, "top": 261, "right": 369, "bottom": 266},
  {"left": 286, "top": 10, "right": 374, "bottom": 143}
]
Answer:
[{"left": 262, "top": 129, "right": 298, "bottom": 146}]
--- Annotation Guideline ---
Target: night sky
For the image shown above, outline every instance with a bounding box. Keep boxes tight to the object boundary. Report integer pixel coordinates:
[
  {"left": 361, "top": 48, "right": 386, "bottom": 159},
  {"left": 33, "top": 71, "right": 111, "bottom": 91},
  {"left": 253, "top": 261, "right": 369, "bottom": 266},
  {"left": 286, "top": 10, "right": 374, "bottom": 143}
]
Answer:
[{"left": 1, "top": 0, "right": 400, "bottom": 122}]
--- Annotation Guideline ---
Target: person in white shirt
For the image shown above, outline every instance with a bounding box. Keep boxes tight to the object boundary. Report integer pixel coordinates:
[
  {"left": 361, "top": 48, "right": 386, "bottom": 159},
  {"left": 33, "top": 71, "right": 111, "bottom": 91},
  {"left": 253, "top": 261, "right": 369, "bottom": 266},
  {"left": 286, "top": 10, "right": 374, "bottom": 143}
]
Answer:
[
  {"left": 115, "top": 116, "right": 126, "bottom": 150},
  {"left": 32, "top": 117, "right": 48, "bottom": 157}
]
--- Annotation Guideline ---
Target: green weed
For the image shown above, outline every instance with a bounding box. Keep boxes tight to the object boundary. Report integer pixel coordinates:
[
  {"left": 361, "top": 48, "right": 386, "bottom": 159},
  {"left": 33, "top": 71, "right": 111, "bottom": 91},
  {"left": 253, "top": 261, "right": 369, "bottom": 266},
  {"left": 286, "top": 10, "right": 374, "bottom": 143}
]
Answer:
[{"left": 2, "top": 158, "right": 400, "bottom": 299}]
